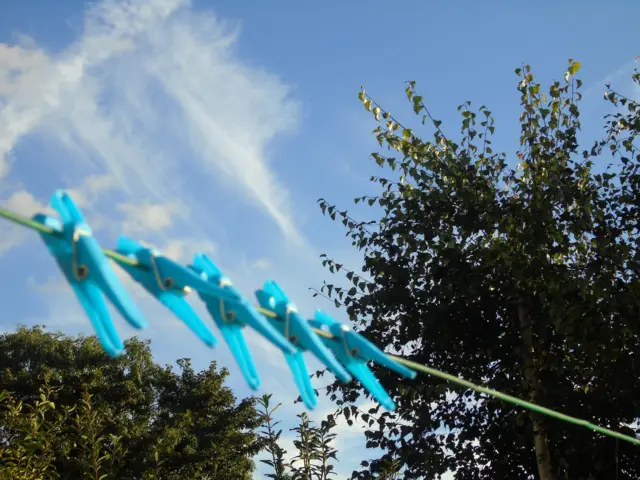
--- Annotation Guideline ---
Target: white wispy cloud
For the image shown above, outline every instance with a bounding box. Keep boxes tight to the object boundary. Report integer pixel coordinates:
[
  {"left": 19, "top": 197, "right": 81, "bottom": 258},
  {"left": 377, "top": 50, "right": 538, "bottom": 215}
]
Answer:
[
  {"left": 250, "top": 257, "right": 273, "bottom": 270},
  {"left": 0, "top": 190, "right": 48, "bottom": 254},
  {"left": 3, "top": 189, "right": 48, "bottom": 217},
  {"left": 0, "top": 172, "right": 121, "bottom": 255},
  {"left": 0, "top": 0, "right": 302, "bottom": 243},
  {"left": 582, "top": 58, "right": 638, "bottom": 101},
  {"left": 158, "top": 236, "right": 217, "bottom": 263},
  {"left": 66, "top": 173, "right": 120, "bottom": 209},
  {"left": 117, "top": 200, "right": 185, "bottom": 235}
]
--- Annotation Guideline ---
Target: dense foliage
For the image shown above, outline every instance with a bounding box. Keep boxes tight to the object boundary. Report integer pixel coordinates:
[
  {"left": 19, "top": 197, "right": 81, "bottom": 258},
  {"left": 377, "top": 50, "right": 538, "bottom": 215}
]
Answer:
[
  {"left": 316, "top": 61, "right": 640, "bottom": 479},
  {"left": 0, "top": 326, "right": 262, "bottom": 479}
]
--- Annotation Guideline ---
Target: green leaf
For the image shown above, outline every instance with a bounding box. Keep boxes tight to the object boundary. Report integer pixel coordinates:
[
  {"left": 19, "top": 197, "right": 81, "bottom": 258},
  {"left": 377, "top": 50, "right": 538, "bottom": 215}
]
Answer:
[
  {"left": 413, "top": 95, "right": 424, "bottom": 114},
  {"left": 405, "top": 86, "right": 414, "bottom": 101},
  {"left": 568, "top": 61, "right": 581, "bottom": 75}
]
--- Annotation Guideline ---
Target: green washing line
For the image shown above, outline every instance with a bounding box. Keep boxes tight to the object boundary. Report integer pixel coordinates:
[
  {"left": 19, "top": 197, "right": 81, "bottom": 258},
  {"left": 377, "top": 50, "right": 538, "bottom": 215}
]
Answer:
[
  {"left": 1, "top": 204, "right": 639, "bottom": 446},
  {"left": 391, "top": 356, "right": 640, "bottom": 445}
]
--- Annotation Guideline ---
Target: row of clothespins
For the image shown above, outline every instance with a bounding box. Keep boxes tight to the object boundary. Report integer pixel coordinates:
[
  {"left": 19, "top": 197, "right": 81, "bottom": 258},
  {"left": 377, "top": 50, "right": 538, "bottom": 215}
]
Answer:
[{"left": 25, "top": 190, "right": 416, "bottom": 410}]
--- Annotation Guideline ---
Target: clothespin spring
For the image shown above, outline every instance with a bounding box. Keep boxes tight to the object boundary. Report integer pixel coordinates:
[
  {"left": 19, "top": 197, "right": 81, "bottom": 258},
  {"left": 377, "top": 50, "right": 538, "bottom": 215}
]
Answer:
[
  {"left": 149, "top": 253, "right": 191, "bottom": 293},
  {"left": 72, "top": 229, "right": 91, "bottom": 281},
  {"left": 339, "top": 326, "right": 358, "bottom": 358},
  {"left": 284, "top": 305, "right": 298, "bottom": 345},
  {"left": 217, "top": 278, "right": 238, "bottom": 324}
]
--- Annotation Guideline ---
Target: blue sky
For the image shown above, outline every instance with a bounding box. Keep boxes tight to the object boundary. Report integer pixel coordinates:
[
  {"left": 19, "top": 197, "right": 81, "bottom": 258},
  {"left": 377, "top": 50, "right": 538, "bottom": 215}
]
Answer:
[{"left": 0, "top": 1, "right": 638, "bottom": 478}]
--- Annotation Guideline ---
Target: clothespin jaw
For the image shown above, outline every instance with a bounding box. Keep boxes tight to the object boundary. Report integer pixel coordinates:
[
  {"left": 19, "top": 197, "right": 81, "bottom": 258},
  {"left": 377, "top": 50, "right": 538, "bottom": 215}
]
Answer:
[
  {"left": 285, "top": 350, "right": 318, "bottom": 409},
  {"left": 189, "top": 253, "right": 296, "bottom": 391},
  {"left": 310, "top": 310, "right": 416, "bottom": 411},
  {"left": 32, "top": 191, "right": 146, "bottom": 358},
  {"left": 255, "top": 281, "right": 352, "bottom": 383},
  {"left": 115, "top": 236, "right": 217, "bottom": 348}
]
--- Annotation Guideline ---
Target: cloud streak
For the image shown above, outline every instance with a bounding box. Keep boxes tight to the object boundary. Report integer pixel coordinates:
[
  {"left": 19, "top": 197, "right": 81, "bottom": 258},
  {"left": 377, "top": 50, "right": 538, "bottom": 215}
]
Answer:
[{"left": 0, "top": 0, "right": 302, "bottom": 243}]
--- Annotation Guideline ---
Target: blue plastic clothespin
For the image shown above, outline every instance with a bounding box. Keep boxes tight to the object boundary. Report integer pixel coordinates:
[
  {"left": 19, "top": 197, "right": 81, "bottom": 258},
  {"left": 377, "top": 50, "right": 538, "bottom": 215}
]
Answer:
[
  {"left": 309, "top": 310, "right": 417, "bottom": 411},
  {"left": 255, "top": 281, "right": 352, "bottom": 409},
  {"left": 32, "top": 191, "right": 147, "bottom": 357},
  {"left": 255, "top": 281, "right": 353, "bottom": 384},
  {"left": 115, "top": 236, "right": 218, "bottom": 348},
  {"left": 189, "top": 253, "right": 296, "bottom": 391}
]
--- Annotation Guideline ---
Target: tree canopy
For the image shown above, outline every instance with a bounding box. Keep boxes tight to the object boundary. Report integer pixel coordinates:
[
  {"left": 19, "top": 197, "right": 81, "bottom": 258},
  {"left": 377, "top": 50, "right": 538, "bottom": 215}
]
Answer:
[
  {"left": 0, "top": 326, "right": 262, "bottom": 479},
  {"left": 316, "top": 61, "right": 640, "bottom": 479}
]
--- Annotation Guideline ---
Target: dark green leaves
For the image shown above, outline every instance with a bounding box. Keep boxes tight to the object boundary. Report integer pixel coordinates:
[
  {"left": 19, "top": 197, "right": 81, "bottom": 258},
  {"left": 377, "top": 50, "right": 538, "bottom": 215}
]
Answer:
[
  {"left": 316, "top": 61, "right": 640, "bottom": 479},
  {"left": 0, "top": 327, "right": 261, "bottom": 479}
]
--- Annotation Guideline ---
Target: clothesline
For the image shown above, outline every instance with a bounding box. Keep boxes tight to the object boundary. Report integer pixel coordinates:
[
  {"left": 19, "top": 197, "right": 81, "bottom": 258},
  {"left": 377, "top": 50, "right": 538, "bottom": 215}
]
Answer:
[{"left": 0, "top": 197, "right": 638, "bottom": 447}]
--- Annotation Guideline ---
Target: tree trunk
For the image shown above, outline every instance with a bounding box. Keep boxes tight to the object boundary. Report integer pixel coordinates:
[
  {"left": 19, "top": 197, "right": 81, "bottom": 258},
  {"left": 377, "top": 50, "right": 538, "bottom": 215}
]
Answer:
[{"left": 518, "top": 301, "right": 556, "bottom": 480}]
